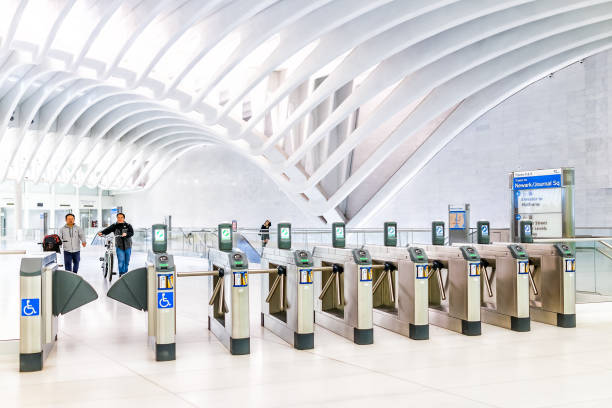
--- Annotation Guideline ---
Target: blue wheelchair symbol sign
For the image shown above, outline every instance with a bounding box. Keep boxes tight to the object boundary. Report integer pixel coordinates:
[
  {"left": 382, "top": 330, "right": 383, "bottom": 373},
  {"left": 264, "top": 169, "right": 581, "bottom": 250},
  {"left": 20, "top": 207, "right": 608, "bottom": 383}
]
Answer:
[
  {"left": 435, "top": 226, "right": 443, "bottom": 236},
  {"left": 524, "top": 224, "right": 531, "bottom": 234},
  {"left": 157, "top": 292, "right": 174, "bottom": 309},
  {"left": 21, "top": 299, "right": 40, "bottom": 316},
  {"left": 481, "top": 225, "right": 489, "bottom": 235}
]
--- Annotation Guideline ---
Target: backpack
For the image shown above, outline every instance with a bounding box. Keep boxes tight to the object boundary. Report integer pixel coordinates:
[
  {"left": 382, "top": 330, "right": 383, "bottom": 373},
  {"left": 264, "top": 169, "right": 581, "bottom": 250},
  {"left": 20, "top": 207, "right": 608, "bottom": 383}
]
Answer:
[{"left": 42, "top": 234, "right": 62, "bottom": 253}]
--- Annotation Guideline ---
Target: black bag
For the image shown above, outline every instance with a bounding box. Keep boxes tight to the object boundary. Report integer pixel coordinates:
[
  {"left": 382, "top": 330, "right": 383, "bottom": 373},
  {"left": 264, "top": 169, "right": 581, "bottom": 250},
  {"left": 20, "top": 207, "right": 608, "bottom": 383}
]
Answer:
[{"left": 42, "top": 234, "right": 62, "bottom": 253}]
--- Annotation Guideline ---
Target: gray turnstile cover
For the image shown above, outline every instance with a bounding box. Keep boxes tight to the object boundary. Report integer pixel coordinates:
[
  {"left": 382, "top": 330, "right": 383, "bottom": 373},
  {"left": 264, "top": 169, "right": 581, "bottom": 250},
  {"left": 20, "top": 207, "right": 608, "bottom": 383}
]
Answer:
[
  {"left": 106, "top": 267, "right": 148, "bottom": 311},
  {"left": 53, "top": 270, "right": 98, "bottom": 315}
]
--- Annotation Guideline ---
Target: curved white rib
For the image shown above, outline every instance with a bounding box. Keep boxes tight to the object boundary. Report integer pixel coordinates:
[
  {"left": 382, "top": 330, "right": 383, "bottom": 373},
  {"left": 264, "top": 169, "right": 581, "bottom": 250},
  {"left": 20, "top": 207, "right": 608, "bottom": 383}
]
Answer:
[{"left": 0, "top": 0, "right": 607, "bottom": 224}]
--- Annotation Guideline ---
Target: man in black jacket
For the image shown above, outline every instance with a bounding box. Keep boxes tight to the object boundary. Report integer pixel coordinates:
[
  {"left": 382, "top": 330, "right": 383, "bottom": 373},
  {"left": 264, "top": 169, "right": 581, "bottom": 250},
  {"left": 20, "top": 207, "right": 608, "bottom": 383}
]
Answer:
[{"left": 98, "top": 213, "right": 134, "bottom": 277}]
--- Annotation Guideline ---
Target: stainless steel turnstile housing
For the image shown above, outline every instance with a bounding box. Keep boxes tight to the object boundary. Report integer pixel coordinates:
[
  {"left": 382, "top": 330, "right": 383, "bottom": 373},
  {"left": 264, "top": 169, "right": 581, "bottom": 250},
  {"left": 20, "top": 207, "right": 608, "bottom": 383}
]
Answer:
[
  {"left": 365, "top": 245, "right": 430, "bottom": 340},
  {"left": 207, "top": 248, "right": 250, "bottom": 354},
  {"left": 312, "top": 247, "right": 374, "bottom": 344},
  {"left": 260, "top": 248, "right": 315, "bottom": 349}
]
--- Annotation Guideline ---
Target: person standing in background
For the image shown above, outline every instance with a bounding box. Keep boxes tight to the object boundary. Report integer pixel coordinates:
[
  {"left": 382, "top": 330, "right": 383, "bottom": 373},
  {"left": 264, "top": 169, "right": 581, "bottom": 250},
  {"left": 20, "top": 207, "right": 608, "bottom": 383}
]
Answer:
[
  {"left": 59, "top": 213, "right": 86, "bottom": 273},
  {"left": 98, "top": 213, "right": 134, "bottom": 277},
  {"left": 259, "top": 219, "right": 271, "bottom": 247}
]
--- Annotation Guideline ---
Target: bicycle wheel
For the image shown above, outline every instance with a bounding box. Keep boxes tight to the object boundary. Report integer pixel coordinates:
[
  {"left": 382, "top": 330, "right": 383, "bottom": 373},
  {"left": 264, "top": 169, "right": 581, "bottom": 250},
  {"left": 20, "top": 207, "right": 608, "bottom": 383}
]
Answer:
[
  {"left": 103, "top": 254, "right": 109, "bottom": 278},
  {"left": 108, "top": 255, "right": 114, "bottom": 283}
]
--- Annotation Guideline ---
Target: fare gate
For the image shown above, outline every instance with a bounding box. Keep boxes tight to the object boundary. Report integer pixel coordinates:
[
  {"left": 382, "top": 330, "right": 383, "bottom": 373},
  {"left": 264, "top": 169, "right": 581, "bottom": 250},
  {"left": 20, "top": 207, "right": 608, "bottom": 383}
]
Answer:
[{"left": 20, "top": 253, "right": 98, "bottom": 372}]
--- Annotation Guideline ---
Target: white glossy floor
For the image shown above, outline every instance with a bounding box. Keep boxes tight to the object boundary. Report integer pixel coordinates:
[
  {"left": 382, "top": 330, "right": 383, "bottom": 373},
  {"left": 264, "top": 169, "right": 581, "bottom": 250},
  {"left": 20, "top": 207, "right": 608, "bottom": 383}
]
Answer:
[{"left": 2, "top": 247, "right": 612, "bottom": 407}]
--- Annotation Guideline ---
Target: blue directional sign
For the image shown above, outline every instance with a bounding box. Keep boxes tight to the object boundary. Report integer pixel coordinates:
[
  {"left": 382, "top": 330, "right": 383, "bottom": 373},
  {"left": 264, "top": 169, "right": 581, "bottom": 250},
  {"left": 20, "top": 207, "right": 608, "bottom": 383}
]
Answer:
[
  {"left": 157, "top": 292, "right": 173, "bottom": 309},
  {"left": 21, "top": 299, "right": 40, "bottom": 316}
]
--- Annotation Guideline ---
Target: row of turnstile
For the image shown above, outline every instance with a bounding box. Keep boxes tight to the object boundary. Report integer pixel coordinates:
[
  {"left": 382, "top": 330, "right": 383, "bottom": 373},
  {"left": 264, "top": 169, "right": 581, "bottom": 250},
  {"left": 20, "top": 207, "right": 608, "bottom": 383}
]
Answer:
[
  {"left": 19, "top": 223, "right": 576, "bottom": 372},
  {"left": 107, "top": 224, "right": 576, "bottom": 358}
]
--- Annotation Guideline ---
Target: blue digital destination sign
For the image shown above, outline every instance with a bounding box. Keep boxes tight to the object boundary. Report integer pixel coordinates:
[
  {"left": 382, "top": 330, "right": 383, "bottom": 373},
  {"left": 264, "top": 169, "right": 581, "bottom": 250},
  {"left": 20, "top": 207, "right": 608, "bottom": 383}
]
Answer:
[{"left": 513, "top": 174, "right": 561, "bottom": 190}]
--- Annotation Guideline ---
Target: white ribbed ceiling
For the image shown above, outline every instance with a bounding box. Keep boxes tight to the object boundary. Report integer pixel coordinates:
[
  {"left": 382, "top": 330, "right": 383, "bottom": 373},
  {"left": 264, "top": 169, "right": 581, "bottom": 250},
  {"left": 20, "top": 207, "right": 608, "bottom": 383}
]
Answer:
[{"left": 0, "top": 0, "right": 610, "bottom": 225}]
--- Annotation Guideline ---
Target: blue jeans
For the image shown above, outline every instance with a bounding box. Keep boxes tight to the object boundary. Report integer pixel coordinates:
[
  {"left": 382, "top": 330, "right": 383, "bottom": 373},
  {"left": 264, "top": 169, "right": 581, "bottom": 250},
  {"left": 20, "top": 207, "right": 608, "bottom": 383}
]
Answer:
[
  {"left": 64, "top": 251, "right": 81, "bottom": 273},
  {"left": 116, "top": 247, "right": 131, "bottom": 275}
]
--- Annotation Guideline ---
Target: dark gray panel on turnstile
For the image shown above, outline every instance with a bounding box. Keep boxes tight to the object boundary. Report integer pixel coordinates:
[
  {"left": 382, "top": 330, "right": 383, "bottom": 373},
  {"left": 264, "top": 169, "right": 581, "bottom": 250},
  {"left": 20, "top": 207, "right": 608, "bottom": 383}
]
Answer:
[
  {"left": 53, "top": 269, "right": 98, "bottom": 315},
  {"left": 106, "top": 267, "right": 148, "bottom": 310}
]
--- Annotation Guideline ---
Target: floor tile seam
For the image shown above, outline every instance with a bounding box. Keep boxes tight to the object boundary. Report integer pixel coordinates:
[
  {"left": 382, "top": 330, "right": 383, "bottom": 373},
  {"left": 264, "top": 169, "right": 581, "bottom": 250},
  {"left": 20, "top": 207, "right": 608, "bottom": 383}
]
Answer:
[
  {"left": 263, "top": 389, "right": 500, "bottom": 408},
  {"left": 58, "top": 331, "right": 201, "bottom": 408},
  {"left": 169, "top": 370, "right": 372, "bottom": 394},
  {"left": 539, "top": 394, "right": 612, "bottom": 408},
  {"left": 379, "top": 352, "right": 609, "bottom": 373},
  {"left": 442, "top": 366, "right": 612, "bottom": 391}
]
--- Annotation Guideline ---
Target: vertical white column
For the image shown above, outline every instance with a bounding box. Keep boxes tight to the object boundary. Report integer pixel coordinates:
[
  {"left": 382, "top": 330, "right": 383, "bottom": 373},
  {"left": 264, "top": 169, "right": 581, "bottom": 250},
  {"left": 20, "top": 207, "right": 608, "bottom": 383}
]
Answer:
[
  {"left": 49, "top": 185, "right": 56, "bottom": 231},
  {"left": 97, "top": 188, "right": 102, "bottom": 228},
  {"left": 74, "top": 185, "right": 80, "bottom": 225},
  {"left": 15, "top": 180, "right": 24, "bottom": 240}
]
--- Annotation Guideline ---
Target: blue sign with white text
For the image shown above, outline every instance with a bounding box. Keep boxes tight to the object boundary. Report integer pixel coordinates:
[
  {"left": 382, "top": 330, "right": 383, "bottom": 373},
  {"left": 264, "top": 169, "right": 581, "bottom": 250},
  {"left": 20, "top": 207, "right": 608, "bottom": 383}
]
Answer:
[
  {"left": 157, "top": 292, "right": 174, "bottom": 309},
  {"left": 513, "top": 174, "right": 561, "bottom": 190},
  {"left": 21, "top": 299, "right": 40, "bottom": 316}
]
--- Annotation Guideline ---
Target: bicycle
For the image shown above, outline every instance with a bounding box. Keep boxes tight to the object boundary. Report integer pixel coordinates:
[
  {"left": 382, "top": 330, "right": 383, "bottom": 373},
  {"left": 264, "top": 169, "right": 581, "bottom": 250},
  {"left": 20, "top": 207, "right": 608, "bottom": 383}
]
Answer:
[{"left": 99, "top": 235, "right": 117, "bottom": 283}]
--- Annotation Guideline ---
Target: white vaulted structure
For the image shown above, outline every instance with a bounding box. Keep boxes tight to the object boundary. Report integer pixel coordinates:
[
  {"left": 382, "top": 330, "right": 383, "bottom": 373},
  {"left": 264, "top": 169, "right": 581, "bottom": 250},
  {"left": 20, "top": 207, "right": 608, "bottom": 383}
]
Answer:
[{"left": 0, "top": 0, "right": 611, "bottom": 225}]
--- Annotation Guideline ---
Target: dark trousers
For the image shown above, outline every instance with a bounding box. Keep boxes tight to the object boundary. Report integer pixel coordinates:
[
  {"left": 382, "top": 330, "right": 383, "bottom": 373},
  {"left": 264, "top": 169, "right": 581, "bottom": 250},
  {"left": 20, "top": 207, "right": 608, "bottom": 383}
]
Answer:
[{"left": 64, "top": 251, "right": 81, "bottom": 273}]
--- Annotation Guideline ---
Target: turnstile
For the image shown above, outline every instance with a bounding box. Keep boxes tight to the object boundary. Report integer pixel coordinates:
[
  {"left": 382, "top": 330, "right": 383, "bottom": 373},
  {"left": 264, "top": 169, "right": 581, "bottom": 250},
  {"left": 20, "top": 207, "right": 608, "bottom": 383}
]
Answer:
[
  {"left": 312, "top": 247, "right": 374, "bottom": 344},
  {"left": 260, "top": 248, "right": 316, "bottom": 349},
  {"left": 365, "top": 245, "right": 431, "bottom": 340},
  {"left": 519, "top": 243, "right": 576, "bottom": 327},
  {"left": 107, "top": 252, "right": 177, "bottom": 361},
  {"left": 424, "top": 245, "right": 482, "bottom": 335},
  {"left": 107, "top": 224, "right": 177, "bottom": 361},
  {"left": 20, "top": 253, "right": 98, "bottom": 371},
  {"left": 206, "top": 248, "right": 250, "bottom": 355},
  {"left": 463, "top": 243, "right": 531, "bottom": 332}
]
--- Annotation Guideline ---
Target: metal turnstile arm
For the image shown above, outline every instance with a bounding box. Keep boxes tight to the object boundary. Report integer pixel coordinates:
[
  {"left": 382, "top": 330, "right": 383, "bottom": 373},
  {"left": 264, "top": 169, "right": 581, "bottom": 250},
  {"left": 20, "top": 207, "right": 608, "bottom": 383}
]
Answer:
[
  {"left": 207, "top": 271, "right": 229, "bottom": 314},
  {"left": 481, "top": 265, "right": 493, "bottom": 298},
  {"left": 318, "top": 271, "right": 336, "bottom": 301},
  {"left": 429, "top": 261, "right": 446, "bottom": 301},
  {"left": 386, "top": 269, "right": 395, "bottom": 303},
  {"left": 528, "top": 264, "right": 539, "bottom": 295},
  {"left": 372, "top": 270, "right": 387, "bottom": 293},
  {"left": 178, "top": 271, "right": 219, "bottom": 277}
]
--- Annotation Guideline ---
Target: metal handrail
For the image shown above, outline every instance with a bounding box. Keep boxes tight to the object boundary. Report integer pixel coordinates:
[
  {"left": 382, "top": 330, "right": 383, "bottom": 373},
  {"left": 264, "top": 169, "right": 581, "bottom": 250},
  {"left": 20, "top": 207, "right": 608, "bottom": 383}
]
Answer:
[{"left": 534, "top": 237, "right": 612, "bottom": 242}]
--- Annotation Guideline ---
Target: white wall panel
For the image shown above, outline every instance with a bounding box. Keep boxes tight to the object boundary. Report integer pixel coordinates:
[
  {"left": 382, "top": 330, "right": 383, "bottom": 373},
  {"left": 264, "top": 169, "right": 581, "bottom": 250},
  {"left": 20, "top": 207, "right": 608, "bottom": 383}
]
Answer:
[
  {"left": 116, "top": 145, "right": 322, "bottom": 229},
  {"left": 367, "top": 49, "right": 612, "bottom": 229}
]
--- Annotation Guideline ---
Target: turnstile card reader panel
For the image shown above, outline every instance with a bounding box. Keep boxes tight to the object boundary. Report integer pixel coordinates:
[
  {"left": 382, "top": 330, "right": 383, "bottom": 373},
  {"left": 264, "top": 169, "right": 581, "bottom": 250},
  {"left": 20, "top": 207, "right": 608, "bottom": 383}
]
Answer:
[
  {"left": 218, "top": 223, "right": 233, "bottom": 252},
  {"left": 332, "top": 222, "right": 346, "bottom": 248},
  {"left": 477, "top": 221, "right": 490, "bottom": 245},
  {"left": 151, "top": 224, "right": 167, "bottom": 253},
  {"left": 294, "top": 250, "right": 314, "bottom": 268},
  {"left": 278, "top": 223, "right": 291, "bottom": 250},
  {"left": 432, "top": 221, "right": 445, "bottom": 245},
  {"left": 384, "top": 222, "right": 397, "bottom": 247},
  {"left": 408, "top": 247, "right": 428, "bottom": 265},
  {"left": 520, "top": 221, "right": 533, "bottom": 243}
]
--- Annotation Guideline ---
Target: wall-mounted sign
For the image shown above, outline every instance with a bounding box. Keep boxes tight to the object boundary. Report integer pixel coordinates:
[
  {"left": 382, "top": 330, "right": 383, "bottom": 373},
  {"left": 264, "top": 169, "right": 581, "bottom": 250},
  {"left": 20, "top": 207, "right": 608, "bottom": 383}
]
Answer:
[
  {"left": 510, "top": 168, "right": 571, "bottom": 240},
  {"left": 448, "top": 205, "right": 466, "bottom": 230}
]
